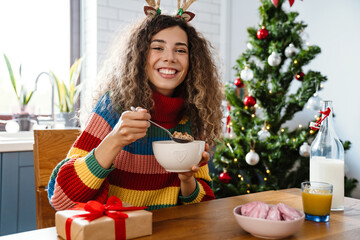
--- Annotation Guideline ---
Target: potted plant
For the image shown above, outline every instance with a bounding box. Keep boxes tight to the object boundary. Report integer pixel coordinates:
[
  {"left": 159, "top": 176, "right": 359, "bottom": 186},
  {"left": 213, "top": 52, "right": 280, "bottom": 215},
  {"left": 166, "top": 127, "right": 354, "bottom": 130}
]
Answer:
[
  {"left": 50, "top": 57, "right": 84, "bottom": 127},
  {"left": 3, "top": 54, "right": 35, "bottom": 131}
]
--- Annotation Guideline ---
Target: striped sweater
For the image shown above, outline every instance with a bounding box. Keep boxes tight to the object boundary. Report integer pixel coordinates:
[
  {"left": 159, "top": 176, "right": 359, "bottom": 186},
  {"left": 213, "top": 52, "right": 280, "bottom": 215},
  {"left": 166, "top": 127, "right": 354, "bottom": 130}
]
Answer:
[{"left": 48, "top": 93, "right": 215, "bottom": 210}]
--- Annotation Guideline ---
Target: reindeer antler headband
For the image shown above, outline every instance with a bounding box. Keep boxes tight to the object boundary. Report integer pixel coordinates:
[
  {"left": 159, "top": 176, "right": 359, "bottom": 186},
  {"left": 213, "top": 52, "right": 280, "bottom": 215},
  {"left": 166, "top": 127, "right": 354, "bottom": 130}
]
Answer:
[{"left": 144, "top": 0, "right": 197, "bottom": 22}]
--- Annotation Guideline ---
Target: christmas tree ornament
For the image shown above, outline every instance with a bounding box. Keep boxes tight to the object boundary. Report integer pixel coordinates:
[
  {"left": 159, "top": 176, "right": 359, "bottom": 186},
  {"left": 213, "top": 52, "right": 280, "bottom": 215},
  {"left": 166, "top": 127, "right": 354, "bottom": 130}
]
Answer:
[
  {"left": 268, "top": 52, "right": 281, "bottom": 66},
  {"left": 247, "top": 42, "right": 253, "bottom": 50},
  {"left": 234, "top": 77, "right": 244, "bottom": 88},
  {"left": 299, "top": 142, "right": 310, "bottom": 157},
  {"left": 257, "top": 27, "right": 269, "bottom": 40},
  {"left": 245, "top": 149, "right": 260, "bottom": 165},
  {"left": 295, "top": 72, "right": 305, "bottom": 81},
  {"left": 258, "top": 128, "right": 270, "bottom": 141},
  {"left": 244, "top": 96, "right": 256, "bottom": 107},
  {"left": 240, "top": 66, "right": 254, "bottom": 81},
  {"left": 219, "top": 170, "right": 231, "bottom": 183},
  {"left": 307, "top": 92, "right": 322, "bottom": 111},
  {"left": 272, "top": 0, "right": 296, "bottom": 7},
  {"left": 285, "top": 43, "right": 297, "bottom": 58}
]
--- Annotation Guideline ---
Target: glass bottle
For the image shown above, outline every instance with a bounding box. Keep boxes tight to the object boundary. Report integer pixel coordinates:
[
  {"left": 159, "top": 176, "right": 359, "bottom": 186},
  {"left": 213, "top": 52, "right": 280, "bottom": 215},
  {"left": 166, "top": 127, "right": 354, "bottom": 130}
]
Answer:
[{"left": 310, "top": 100, "right": 344, "bottom": 211}]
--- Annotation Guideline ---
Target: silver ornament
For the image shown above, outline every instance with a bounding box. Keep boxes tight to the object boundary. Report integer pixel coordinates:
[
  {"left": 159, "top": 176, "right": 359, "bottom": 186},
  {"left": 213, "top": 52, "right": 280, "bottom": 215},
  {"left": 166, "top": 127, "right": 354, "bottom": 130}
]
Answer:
[
  {"left": 245, "top": 149, "right": 260, "bottom": 165},
  {"left": 306, "top": 93, "right": 322, "bottom": 111},
  {"left": 258, "top": 129, "right": 270, "bottom": 141},
  {"left": 241, "top": 67, "right": 254, "bottom": 81},
  {"left": 299, "top": 142, "right": 310, "bottom": 157},
  {"left": 268, "top": 52, "right": 281, "bottom": 66},
  {"left": 285, "top": 43, "right": 297, "bottom": 58}
]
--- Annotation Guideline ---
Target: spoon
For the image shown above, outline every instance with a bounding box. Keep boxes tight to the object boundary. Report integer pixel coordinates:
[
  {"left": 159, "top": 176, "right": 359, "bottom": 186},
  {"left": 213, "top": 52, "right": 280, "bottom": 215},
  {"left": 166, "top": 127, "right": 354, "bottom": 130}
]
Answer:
[{"left": 130, "top": 106, "right": 193, "bottom": 143}]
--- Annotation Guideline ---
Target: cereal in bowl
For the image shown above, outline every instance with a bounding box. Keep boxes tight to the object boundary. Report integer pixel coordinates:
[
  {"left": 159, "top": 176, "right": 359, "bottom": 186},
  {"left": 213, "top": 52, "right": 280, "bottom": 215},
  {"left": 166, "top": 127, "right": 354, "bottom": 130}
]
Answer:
[{"left": 173, "top": 131, "right": 194, "bottom": 141}]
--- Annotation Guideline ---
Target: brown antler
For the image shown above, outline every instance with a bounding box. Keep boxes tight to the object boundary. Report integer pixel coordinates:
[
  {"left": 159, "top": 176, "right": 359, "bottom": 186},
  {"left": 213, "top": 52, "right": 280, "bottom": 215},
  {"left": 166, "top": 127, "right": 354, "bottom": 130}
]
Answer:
[
  {"left": 144, "top": 0, "right": 161, "bottom": 17},
  {"left": 146, "top": 0, "right": 161, "bottom": 9},
  {"left": 178, "top": 0, "right": 197, "bottom": 11}
]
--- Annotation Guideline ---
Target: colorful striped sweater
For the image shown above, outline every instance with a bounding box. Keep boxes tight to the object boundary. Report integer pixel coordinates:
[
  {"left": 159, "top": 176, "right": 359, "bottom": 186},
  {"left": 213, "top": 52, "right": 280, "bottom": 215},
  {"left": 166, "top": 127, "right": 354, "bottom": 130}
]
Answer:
[{"left": 48, "top": 92, "right": 215, "bottom": 210}]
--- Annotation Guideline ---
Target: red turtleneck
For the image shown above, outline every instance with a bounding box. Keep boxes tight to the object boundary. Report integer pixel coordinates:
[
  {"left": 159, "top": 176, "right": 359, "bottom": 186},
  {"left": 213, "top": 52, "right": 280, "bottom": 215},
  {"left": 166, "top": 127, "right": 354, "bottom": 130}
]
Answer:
[{"left": 150, "top": 91, "right": 184, "bottom": 129}]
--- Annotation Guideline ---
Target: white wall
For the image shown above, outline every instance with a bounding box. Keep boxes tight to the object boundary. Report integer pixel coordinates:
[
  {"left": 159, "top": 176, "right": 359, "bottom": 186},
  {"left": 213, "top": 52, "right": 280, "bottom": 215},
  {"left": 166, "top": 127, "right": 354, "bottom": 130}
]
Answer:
[
  {"left": 81, "top": 0, "right": 221, "bottom": 96},
  {"left": 82, "top": 0, "right": 360, "bottom": 198}
]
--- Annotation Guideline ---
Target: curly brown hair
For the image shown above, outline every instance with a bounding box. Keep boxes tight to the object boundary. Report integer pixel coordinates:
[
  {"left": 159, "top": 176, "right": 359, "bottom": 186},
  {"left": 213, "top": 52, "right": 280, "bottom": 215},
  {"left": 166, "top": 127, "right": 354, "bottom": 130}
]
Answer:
[{"left": 87, "top": 15, "right": 223, "bottom": 147}]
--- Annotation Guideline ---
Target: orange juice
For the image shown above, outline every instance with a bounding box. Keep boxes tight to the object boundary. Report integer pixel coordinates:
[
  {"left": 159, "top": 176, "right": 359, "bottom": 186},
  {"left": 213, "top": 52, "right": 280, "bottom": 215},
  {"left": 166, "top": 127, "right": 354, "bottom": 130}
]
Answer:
[{"left": 302, "top": 190, "right": 333, "bottom": 216}]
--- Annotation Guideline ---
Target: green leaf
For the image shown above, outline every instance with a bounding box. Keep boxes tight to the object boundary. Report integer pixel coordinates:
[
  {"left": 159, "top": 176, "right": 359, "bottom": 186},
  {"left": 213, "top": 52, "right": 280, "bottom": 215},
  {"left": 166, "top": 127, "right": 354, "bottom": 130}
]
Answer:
[
  {"left": 51, "top": 57, "right": 84, "bottom": 112},
  {"left": 24, "top": 91, "right": 34, "bottom": 105},
  {"left": 3, "top": 54, "right": 18, "bottom": 98},
  {"left": 70, "top": 57, "right": 83, "bottom": 85}
]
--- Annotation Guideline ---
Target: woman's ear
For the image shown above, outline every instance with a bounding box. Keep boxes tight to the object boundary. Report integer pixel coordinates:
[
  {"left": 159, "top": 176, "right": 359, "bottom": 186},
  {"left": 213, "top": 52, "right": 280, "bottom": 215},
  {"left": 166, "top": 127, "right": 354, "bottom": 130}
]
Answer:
[
  {"left": 144, "top": 6, "right": 157, "bottom": 17},
  {"left": 181, "top": 11, "right": 195, "bottom": 22}
]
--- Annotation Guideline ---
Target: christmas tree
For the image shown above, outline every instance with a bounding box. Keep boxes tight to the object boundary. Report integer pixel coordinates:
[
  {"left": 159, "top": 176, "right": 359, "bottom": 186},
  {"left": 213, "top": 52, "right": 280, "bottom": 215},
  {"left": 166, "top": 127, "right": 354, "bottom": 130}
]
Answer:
[{"left": 211, "top": 0, "right": 356, "bottom": 198}]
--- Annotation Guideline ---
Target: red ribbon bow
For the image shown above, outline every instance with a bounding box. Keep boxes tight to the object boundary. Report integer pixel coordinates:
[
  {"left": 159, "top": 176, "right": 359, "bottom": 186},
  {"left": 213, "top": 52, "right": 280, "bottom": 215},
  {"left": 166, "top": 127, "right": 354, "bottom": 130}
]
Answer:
[
  {"left": 309, "top": 107, "right": 331, "bottom": 131},
  {"left": 65, "top": 196, "right": 146, "bottom": 240}
]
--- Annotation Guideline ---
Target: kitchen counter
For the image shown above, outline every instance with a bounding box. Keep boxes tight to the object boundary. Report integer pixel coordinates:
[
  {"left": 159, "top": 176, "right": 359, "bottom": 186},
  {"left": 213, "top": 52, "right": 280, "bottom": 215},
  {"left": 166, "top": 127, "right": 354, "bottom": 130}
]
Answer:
[{"left": 0, "top": 131, "right": 34, "bottom": 152}]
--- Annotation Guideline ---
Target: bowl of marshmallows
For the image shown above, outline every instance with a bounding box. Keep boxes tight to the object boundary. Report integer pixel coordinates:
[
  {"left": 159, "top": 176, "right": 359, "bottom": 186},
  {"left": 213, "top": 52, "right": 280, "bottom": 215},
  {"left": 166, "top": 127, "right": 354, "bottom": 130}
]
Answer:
[{"left": 233, "top": 201, "right": 304, "bottom": 239}]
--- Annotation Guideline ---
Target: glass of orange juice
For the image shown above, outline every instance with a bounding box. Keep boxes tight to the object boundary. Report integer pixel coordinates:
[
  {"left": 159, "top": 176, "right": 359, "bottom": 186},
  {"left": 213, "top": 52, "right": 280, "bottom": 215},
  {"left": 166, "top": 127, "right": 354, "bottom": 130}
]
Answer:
[{"left": 301, "top": 181, "right": 333, "bottom": 222}]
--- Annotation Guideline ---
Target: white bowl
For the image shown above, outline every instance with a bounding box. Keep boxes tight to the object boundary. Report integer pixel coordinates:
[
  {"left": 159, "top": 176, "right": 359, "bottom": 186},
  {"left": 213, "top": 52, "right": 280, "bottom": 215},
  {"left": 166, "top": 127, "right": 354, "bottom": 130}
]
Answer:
[
  {"left": 233, "top": 205, "right": 304, "bottom": 239},
  {"left": 152, "top": 140, "right": 205, "bottom": 172}
]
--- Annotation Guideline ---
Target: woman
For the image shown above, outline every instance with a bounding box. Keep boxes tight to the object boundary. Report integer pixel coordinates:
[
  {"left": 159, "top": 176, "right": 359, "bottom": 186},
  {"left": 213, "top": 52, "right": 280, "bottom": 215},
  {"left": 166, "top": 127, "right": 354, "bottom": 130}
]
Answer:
[{"left": 48, "top": 13, "right": 223, "bottom": 211}]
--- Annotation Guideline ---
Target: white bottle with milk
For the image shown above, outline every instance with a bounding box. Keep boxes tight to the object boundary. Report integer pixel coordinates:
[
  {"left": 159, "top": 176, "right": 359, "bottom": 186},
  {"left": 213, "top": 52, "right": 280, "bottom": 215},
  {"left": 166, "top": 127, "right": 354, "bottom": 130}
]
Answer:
[{"left": 310, "top": 100, "right": 344, "bottom": 211}]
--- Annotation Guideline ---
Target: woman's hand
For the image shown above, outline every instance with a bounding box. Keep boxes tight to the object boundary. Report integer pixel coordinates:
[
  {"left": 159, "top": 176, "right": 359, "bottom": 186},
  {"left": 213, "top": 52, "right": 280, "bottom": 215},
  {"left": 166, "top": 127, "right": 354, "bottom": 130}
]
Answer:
[
  {"left": 94, "top": 107, "right": 150, "bottom": 169},
  {"left": 109, "top": 108, "right": 151, "bottom": 149},
  {"left": 178, "top": 143, "right": 210, "bottom": 196}
]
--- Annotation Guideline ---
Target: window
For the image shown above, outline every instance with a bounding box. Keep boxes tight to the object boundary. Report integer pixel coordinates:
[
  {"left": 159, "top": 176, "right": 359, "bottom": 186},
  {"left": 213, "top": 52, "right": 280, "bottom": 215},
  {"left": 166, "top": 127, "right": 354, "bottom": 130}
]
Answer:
[{"left": 0, "top": 0, "right": 70, "bottom": 115}]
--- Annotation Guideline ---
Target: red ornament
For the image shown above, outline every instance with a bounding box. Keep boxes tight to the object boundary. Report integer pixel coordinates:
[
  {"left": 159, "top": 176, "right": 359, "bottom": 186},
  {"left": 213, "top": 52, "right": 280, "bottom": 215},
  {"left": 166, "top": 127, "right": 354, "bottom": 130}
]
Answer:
[
  {"left": 272, "top": 0, "right": 296, "bottom": 7},
  {"left": 219, "top": 171, "right": 231, "bottom": 184},
  {"left": 257, "top": 27, "right": 269, "bottom": 40},
  {"left": 295, "top": 72, "right": 305, "bottom": 81},
  {"left": 244, "top": 96, "right": 256, "bottom": 107},
  {"left": 234, "top": 78, "right": 244, "bottom": 88}
]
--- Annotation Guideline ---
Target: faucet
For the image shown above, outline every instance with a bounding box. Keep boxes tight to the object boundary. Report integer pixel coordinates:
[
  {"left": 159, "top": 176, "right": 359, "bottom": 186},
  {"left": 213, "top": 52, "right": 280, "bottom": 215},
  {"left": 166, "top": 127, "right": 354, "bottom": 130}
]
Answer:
[{"left": 34, "top": 72, "right": 56, "bottom": 127}]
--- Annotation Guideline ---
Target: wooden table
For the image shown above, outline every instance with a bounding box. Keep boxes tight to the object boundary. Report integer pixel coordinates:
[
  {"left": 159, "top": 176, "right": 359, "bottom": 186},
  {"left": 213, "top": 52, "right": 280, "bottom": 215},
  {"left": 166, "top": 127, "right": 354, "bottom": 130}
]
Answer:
[{"left": 1, "top": 188, "right": 360, "bottom": 240}]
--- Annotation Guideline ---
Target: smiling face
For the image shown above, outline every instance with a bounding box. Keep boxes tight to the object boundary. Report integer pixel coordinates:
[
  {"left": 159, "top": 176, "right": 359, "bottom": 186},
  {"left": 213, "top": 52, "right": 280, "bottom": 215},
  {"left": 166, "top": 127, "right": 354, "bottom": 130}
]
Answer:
[{"left": 146, "top": 26, "right": 189, "bottom": 97}]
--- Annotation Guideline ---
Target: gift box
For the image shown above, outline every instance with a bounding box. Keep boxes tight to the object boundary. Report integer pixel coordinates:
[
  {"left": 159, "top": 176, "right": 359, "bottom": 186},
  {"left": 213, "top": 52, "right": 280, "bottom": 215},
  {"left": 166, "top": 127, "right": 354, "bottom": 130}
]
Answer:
[{"left": 56, "top": 197, "right": 152, "bottom": 240}]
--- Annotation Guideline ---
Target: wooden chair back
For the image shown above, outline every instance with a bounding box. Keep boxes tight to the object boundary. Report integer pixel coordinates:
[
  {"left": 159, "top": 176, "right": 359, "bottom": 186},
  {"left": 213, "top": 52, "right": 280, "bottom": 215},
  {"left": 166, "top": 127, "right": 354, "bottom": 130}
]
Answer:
[{"left": 33, "top": 129, "right": 81, "bottom": 229}]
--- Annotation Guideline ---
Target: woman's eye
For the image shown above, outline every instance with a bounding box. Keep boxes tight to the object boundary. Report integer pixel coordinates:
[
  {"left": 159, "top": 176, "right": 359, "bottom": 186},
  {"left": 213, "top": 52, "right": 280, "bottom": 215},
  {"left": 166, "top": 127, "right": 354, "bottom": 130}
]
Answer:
[
  {"left": 152, "top": 47, "right": 163, "bottom": 51},
  {"left": 176, "top": 49, "right": 187, "bottom": 53}
]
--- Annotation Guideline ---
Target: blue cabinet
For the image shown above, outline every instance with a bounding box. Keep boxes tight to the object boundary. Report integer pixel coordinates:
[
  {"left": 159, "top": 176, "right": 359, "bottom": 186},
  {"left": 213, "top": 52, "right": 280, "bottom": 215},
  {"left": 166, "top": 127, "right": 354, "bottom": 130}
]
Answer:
[{"left": 0, "top": 151, "right": 37, "bottom": 236}]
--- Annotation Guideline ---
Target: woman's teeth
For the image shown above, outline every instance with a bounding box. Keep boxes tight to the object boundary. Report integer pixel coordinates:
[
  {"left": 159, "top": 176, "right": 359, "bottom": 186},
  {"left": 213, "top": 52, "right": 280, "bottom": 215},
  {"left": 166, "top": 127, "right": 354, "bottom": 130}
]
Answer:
[{"left": 159, "top": 68, "right": 176, "bottom": 75}]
